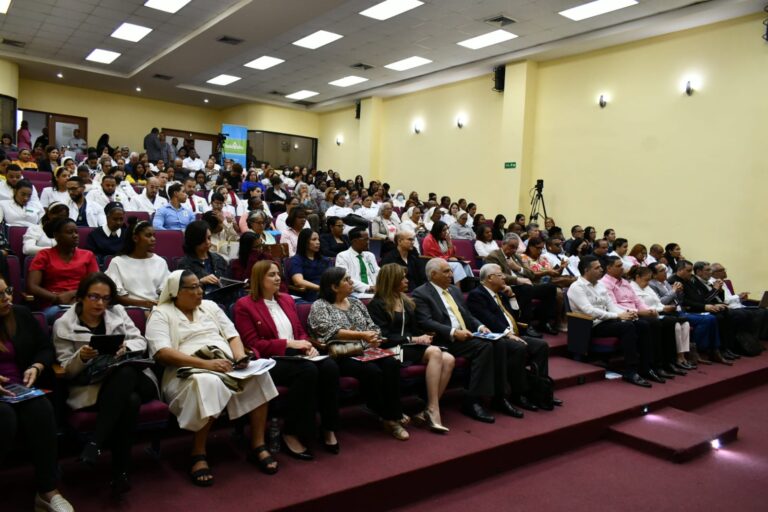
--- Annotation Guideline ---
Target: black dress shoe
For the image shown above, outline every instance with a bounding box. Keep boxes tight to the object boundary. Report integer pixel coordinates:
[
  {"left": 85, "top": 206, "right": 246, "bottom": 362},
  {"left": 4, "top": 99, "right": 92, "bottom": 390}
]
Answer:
[
  {"left": 542, "top": 323, "right": 560, "bottom": 335},
  {"left": 666, "top": 364, "right": 687, "bottom": 376},
  {"left": 461, "top": 402, "right": 496, "bottom": 423},
  {"left": 281, "top": 440, "right": 314, "bottom": 461},
  {"left": 525, "top": 326, "right": 543, "bottom": 338},
  {"left": 552, "top": 397, "right": 564, "bottom": 406},
  {"left": 711, "top": 351, "right": 733, "bottom": 366},
  {"left": 623, "top": 373, "right": 652, "bottom": 388},
  {"left": 512, "top": 396, "right": 539, "bottom": 412},
  {"left": 723, "top": 350, "right": 741, "bottom": 360},
  {"left": 110, "top": 473, "right": 131, "bottom": 496},
  {"left": 677, "top": 361, "right": 694, "bottom": 370},
  {"left": 644, "top": 370, "right": 666, "bottom": 384},
  {"left": 656, "top": 368, "right": 675, "bottom": 380},
  {"left": 537, "top": 400, "right": 555, "bottom": 411},
  {"left": 491, "top": 398, "right": 524, "bottom": 418},
  {"left": 323, "top": 442, "right": 340, "bottom": 455}
]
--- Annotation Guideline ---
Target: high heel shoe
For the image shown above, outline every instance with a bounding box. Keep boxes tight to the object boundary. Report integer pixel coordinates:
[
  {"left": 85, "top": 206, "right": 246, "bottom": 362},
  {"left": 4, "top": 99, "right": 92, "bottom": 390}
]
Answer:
[
  {"left": 281, "top": 437, "right": 314, "bottom": 461},
  {"left": 424, "top": 409, "right": 449, "bottom": 434}
]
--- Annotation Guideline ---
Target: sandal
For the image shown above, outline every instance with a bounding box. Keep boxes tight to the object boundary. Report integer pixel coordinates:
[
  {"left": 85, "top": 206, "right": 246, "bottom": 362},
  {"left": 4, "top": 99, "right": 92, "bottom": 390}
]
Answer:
[
  {"left": 383, "top": 420, "right": 410, "bottom": 441},
  {"left": 189, "top": 454, "right": 214, "bottom": 487},
  {"left": 248, "top": 445, "right": 279, "bottom": 475}
]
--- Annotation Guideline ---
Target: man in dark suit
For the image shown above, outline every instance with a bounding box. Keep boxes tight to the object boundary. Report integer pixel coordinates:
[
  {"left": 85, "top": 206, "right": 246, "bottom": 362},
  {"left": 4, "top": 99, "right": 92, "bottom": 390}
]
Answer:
[
  {"left": 413, "top": 259, "right": 522, "bottom": 423},
  {"left": 467, "top": 264, "right": 560, "bottom": 411},
  {"left": 483, "top": 233, "right": 558, "bottom": 335}
]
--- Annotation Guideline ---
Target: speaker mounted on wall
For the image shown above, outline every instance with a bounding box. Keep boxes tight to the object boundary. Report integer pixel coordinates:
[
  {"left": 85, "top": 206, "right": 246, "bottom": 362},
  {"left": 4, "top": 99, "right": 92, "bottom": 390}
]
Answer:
[
  {"left": 355, "top": 100, "right": 361, "bottom": 119},
  {"left": 493, "top": 66, "right": 505, "bottom": 92}
]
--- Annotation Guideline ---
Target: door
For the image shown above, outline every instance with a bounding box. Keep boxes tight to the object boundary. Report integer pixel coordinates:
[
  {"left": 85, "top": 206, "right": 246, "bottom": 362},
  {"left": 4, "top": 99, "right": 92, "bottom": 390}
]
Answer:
[{"left": 48, "top": 113, "right": 88, "bottom": 151}]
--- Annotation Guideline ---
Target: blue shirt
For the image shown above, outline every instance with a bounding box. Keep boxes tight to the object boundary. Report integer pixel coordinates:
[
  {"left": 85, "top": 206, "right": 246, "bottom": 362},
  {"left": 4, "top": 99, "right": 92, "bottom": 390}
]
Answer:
[
  {"left": 287, "top": 254, "right": 331, "bottom": 301},
  {"left": 152, "top": 203, "right": 195, "bottom": 231}
]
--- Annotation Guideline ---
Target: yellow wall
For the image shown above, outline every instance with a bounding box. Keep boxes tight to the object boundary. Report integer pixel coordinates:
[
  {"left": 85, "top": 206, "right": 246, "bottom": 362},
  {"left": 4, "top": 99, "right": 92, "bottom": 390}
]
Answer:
[
  {"left": 220, "top": 103, "right": 319, "bottom": 139},
  {"left": 0, "top": 59, "right": 19, "bottom": 98},
  {"left": 531, "top": 14, "right": 768, "bottom": 290},
  {"left": 317, "top": 106, "right": 360, "bottom": 174},
  {"left": 18, "top": 79, "right": 219, "bottom": 150}
]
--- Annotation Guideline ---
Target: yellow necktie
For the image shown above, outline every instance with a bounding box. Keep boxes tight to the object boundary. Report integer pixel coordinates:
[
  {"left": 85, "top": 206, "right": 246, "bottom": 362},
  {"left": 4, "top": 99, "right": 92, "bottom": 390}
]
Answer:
[
  {"left": 442, "top": 289, "right": 467, "bottom": 330},
  {"left": 494, "top": 293, "right": 519, "bottom": 335}
]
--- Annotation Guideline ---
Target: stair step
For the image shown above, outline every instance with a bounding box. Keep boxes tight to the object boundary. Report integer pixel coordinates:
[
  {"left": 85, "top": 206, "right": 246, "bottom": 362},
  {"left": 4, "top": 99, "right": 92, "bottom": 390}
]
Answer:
[{"left": 549, "top": 356, "right": 605, "bottom": 390}]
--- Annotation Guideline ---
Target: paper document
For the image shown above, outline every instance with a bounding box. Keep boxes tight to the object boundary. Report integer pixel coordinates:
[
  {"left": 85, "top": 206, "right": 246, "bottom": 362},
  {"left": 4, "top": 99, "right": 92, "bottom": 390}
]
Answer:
[{"left": 227, "top": 359, "right": 276, "bottom": 379}]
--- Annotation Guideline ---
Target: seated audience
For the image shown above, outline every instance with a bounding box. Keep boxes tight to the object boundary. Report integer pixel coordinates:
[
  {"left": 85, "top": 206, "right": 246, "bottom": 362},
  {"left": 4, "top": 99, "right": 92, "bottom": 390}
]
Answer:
[
  {"left": 234, "top": 261, "right": 340, "bottom": 455},
  {"left": 280, "top": 205, "right": 308, "bottom": 257},
  {"left": 243, "top": 210, "right": 276, "bottom": 244},
  {"left": 335, "top": 228, "right": 380, "bottom": 294},
  {"left": 710, "top": 263, "right": 768, "bottom": 339},
  {"left": 592, "top": 238, "right": 610, "bottom": 270},
  {"left": 85, "top": 202, "right": 127, "bottom": 263},
  {"left": 0, "top": 179, "right": 43, "bottom": 227},
  {"left": 146, "top": 270, "right": 279, "bottom": 483},
  {"left": 11, "top": 149, "right": 38, "bottom": 171},
  {"left": 319, "top": 216, "right": 350, "bottom": 257},
  {"left": 567, "top": 256, "right": 653, "bottom": 388},
  {"left": 229, "top": 231, "right": 281, "bottom": 284},
  {"left": 324, "top": 192, "right": 353, "bottom": 222},
  {"left": 265, "top": 176, "right": 290, "bottom": 214},
  {"left": 380, "top": 228, "right": 426, "bottom": 292},
  {"left": 152, "top": 183, "right": 195, "bottom": 231},
  {"left": 27, "top": 218, "right": 99, "bottom": 321},
  {"left": 371, "top": 202, "right": 400, "bottom": 243},
  {"left": 0, "top": 275, "right": 73, "bottom": 512},
  {"left": 287, "top": 229, "right": 332, "bottom": 302},
  {"left": 474, "top": 224, "right": 498, "bottom": 258},
  {"left": 202, "top": 211, "right": 238, "bottom": 261},
  {"left": 40, "top": 167, "right": 71, "bottom": 208},
  {"left": 23, "top": 201, "right": 69, "bottom": 256},
  {"left": 182, "top": 177, "right": 208, "bottom": 214},
  {"left": 491, "top": 214, "right": 507, "bottom": 240},
  {"left": 566, "top": 237, "right": 589, "bottom": 276},
  {"left": 448, "top": 210, "right": 475, "bottom": 240},
  {"left": 106, "top": 218, "right": 170, "bottom": 308},
  {"left": 607, "top": 238, "right": 633, "bottom": 272},
  {"left": 53, "top": 273, "right": 158, "bottom": 495},
  {"left": 129, "top": 177, "right": 167, "bottom": 215},
  {"left": 467, "top": 264, "right": 560, "bottom": 410},
  {"left": 175, "top": 221, "right": 230, "bottom": 301},
  {"left": 647, "top": 243, "right": 665, "bottom": 265},
  {"left": 368, "top": 263, "right": 454, "bottom": 433},
  {"left": 627, "top": 243, "right": 648, "bottom": 267},
  {"left": 401, "top": 206, "right": 428, "bottom": 238},
  {"left": 66, "top": 176, "right": 90, "bottom": 226},
  {"left": 422, "top": 221, "right": 473, "bottom": 286},
  {"left": 308, "top": 267, "right": 408, "bottom": 440},
  {"left": 663, "top": 243, "right": 683, "bottom": 274}
]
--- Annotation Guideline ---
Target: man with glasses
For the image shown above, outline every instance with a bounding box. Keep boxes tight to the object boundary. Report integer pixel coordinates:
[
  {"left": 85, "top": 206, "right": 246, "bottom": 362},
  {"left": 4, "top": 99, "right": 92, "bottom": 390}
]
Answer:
[
  {"left": 380, "top": 228, "right": 426, "bottom": 291},
  {"left": 563, "top": 225, "right": 585, "bottom": 255},
  {"left": 66, "top": 176, "right": 90, "bottom": 226},
  {"left": 467, "top": 264, "right": 559, "bottom": 412}
]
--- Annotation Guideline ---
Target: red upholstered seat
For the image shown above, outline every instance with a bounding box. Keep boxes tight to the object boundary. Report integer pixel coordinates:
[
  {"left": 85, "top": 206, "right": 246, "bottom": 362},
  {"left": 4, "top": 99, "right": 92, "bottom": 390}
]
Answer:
[
  {"left": 452, "top": 239, "right": 477, "bottom": 269},
  {"left": 124, "top": 211, "right": 150, "bottom": 223},
  {"left": 8, "top": 226, "right": 26, "bottom": 263},
  {"left": 68, "top": 400, "right": 169, "bottom": 432},
  {"left": 454, "top": 357, "right": 468, "bottom": 368},
  {"left": 76, "top": 227, "right": 92, "bottom": 249},
  {"left": 125, "top": 307, "right": 147, "bottom": 335},
  {"left": 5, "top": 256, "right": 25, "bottom": 304},
  {"left": 340, "top": 376, "right": 360, "bottom": 392},
  {"left": 591, "top": 337, "right": 620, "bottom": 352},
  {"left": 154, "top": 230, "right": 185, "bottom": 259},
  {"left": 400, "top": 364, "right": 426, "bottom": 379}
]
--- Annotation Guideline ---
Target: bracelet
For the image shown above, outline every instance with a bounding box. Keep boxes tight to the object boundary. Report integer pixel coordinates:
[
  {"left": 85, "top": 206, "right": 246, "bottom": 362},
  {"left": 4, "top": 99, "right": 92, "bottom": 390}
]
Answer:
[{"left": 27, "top": 365, "right": 40, "bottom": 375}]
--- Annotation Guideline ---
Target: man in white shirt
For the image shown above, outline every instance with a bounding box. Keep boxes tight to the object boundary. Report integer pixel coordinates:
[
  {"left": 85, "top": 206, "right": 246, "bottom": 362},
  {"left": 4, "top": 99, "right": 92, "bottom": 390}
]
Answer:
[
  {"left": 542, "top": 237, "right": 571, "bottom": 273},
  {"left": 0, "top": 165, "right": 41, "bottom": 206},
  {"left": 710, "top": 263, "right": 768, "bottom": 339},
  {"left": 335, "top": 228, "right": 380, "bottom": 294},
  {"left": 182, "top": 148, "right": 205, "bottom": 173},
  {"left": 68, "top": 129, "right": 87, "bottom": 154},
  {"left": 181, "top": 177, "right": 208, "bottom": 214},
  {"left": 86, "top": 175, "right": 126, "bottom": 226},
  {"left": 129, "top": 177, "right": 168, "bottom": 215},
  {"left": 566, "top": 255, "right": 652, "bottom": 388}
]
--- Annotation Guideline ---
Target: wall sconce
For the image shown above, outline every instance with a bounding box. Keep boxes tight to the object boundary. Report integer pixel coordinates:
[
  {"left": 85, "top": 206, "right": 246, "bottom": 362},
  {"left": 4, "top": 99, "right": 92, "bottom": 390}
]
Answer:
[
  {"left": 685, "top": 80, "right": 694, "bottom": 96},
  {"left": 335, "top": 135, "right": 344, "bottom": 146},
  {"left": 413, "top": 119, "right": 424, "bottom": 134},
  {"left": 456, "top": 115, "right": 466, "bottom": 129},
  {"left": 294, "top": 143, "right": 299, "bottom": 150},
  {"left": 598, "top": 94, "right": 607, "bottom": 108}
]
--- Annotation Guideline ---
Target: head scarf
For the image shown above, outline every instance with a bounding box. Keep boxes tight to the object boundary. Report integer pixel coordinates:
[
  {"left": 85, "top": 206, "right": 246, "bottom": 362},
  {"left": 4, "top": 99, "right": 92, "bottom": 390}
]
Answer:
[{"left": 157, "top": 270, "right": 185, "bottom": 306}]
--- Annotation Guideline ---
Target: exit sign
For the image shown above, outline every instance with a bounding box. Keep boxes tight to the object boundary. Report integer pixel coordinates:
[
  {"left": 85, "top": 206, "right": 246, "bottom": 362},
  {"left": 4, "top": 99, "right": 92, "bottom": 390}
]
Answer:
[{"left": 504, "top": 161, "right": 517, "bottom": 169}]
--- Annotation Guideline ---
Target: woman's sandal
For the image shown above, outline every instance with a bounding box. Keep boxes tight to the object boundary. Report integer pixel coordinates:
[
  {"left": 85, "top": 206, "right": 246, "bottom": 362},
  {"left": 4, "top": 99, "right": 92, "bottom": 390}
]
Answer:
[
  {"left": 189, "top": 454, "right": 214, "bottom": 487},
  {"left": 248, "top": 445, "right": 279, "bottom": 475}
]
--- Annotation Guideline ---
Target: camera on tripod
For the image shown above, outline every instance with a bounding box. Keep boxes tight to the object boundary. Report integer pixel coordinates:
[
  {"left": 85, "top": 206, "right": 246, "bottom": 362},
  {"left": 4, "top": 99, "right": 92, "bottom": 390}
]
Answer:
[{"left": 529, "top": 179, "right": 547, "bottom": 222}]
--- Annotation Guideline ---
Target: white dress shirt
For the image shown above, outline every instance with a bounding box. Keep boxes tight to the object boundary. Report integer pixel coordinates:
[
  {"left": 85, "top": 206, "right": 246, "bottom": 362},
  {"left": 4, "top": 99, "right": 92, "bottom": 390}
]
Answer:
[
  {"left": 23, "top": 223, "right": 55, "bottom": 255},
  {"left": 129, "top": 191, "right": 168, "bottom": 215},
  {"left": 608, "top": 251, "right": 633, "bottom": 272},
  {"left": 567, "top": 277, "right": 624, "bottom": 325},
  {"left": 40, "top": 188, "right": 70, "bottom": 209},
  {"left": 264, "top": 298, "right": 294, "bottom": 340},
  {"left": 0, "top": 181, "right": 41, "bottom": 206},
  {"left": 709, "top": 277, "right": 743, "bottom": 309},
  {"left": 630, "top": 281, "right": 665, "bottom": 312},
  {"left": 474, "top": 240, "right": 498, "bottom": 258},
  {"left": 0, "top": 200, "right": 43, "bottom": 227},
  {"left": 335, "top": 247, "right": 380, "bottom": 293},
  {"left": 182, "top": 157, "right": 205, "bottom": 172}
]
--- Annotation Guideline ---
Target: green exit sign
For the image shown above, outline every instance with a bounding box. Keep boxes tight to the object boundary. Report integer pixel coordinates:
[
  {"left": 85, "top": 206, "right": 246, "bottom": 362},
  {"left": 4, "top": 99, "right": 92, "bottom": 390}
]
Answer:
[{"left": 504, "top": 161, "right": 517, "bottom": 169}]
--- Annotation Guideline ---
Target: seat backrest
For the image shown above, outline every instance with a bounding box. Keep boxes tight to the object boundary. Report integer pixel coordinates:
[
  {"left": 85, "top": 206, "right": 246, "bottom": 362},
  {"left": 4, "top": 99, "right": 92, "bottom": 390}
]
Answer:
[
  {"left": 8, "top": 226, "right": 26, "bottom": 262},
  {"left": 32, "top": 311, "right": 49, "bottom": 338},
  {"left": 125, "top": 307, "right": 147, "bottom": 335},
  {"left": 369, "top": 239, "right": 382, "bottom": 261},
  {"left": 22, "top": 170, "right": 51, "bottom": 183},
  {"left": 452, "top": 239, "right": 477, "bottom": 269},
  {"left": 154, "top": 230, "right": 185, "bottom": 259},
  {"left": 124, "top": 211, "right": 150, "bottom": 223},
  {"left": 76, "top": 227, "right": 93, "bottom": 249},
  {"left": 296, "top": 302, "right": 312, "bottom": 334},
  {"left": 5, "top": 255, "right": 25, "bottom": 303}
]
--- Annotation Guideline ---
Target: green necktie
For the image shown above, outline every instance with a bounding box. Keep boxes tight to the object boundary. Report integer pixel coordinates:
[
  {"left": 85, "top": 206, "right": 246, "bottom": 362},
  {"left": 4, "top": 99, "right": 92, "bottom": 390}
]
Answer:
[{"left": 357, "top": 253, "right": 368, "bottom": 284}]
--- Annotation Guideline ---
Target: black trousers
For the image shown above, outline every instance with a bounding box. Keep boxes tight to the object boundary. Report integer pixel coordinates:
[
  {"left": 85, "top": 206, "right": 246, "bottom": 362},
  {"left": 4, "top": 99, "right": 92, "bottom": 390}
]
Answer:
[
  {"left": 336, "top": 356, "right": 402, "bottom": 421},
  {"left": 643, "top": 317, "right": 678, "bottom": 368},
  {"left": 447, "top": 338, "right": 494, "bottom": 400},
  {"left": 493, "top": 336, "right": 549, "bottom": 398},
  {"left": 591, "top": 319, "right": 652, "bottom": 376},
  {"left": 0, "top": 397, "right": 58, "bottom": 493},
  {"left": 513, "top": 283, "right": 557, "bottom": 325},
  {"left": 91, "top": 366, "right": 156, "bottom": 475},
  {"left": 269, "top": 358, "right": 340, "bottom": 439}
]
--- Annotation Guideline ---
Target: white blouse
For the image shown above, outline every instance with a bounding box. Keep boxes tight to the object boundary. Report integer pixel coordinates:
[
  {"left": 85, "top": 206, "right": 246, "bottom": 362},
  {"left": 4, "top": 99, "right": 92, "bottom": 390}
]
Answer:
[
  {"left": 264, "top": 299, "right": 294, "bottom": 340},
  {"left": 23, "top": 223, "right": 56, "bottom": 256},
  {"left": 630, "top": 281, "right": 665, "bottom": 312},
  {"left": 474, "top": 240, "right": 498, "bottom": 258},
  {"left": 105, "top": 254, "right": 170, "bottom": 302},
  {"left": 0, "top": 200, "right": 43, "bottom": 227},
  {"left": 40, "top": 188, "right": 70, "bottom": 208}
]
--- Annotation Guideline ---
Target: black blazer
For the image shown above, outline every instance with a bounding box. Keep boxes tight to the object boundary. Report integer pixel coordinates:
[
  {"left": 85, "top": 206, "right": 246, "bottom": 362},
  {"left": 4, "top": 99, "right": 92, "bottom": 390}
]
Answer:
[
  {"left": 668, "top": 275, "right": 721, "bottom": 313},
  {"left": 7, "top": 305, "right": 54, "bottom": 375},
  {"left": 86, "top": 227, "right": 127, "bottom": 260},
  {"left": 380, "top": 249, "right": 426, "bottom": 291},
  {"left": 367, "top": 297, "right": 422, "bottom": 348},
  {"left": 412, "top": 283, "right": 481, "bottom": 345},
  {"left": 466, "top": 286, "right": 516, "bottom": 334},
  {"left": 319, "top": 232, "right": 350, "bottom": 258}
]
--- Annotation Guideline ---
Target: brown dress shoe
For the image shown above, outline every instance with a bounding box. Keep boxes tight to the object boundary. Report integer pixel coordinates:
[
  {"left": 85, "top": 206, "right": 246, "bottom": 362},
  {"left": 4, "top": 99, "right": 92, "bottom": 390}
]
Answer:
[{"left": 711, "top": 351, "right": 733, "bottom": 366}]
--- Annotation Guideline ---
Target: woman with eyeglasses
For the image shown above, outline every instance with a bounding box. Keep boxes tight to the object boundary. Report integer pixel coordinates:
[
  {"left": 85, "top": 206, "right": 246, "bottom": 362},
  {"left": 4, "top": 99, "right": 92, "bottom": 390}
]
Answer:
[
  {"left": 319, "top": 216, "right": 350, "bottom": 257},
  {"left": 0, "top": 276, "right": 74, "bottom": 512},
  {"left": 53, "top": 273, "right": 158, "bottom": 496},
  {"left": 146, "top": 270, "right": 279, "bottom": 484}
]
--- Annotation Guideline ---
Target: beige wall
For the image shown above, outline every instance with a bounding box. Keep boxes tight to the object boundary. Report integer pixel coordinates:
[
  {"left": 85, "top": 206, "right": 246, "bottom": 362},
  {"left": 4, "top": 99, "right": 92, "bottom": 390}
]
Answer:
[
  {"left": 317, "top": 106, "right": 361, "bottom": 176},
  {"left": 0, "top": 59, "right": 19, "bottom": 99},
  {"left": 220, "top": 103, "right": 320, "bottom": 139}
]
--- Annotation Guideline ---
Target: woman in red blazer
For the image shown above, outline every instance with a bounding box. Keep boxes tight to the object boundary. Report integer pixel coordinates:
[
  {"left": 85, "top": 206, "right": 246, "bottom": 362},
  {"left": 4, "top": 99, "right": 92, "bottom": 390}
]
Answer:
[
  {"left": 422, "top": 221, "right": 474, "bottom": 286},
  {"left": 234, "top": 261, "right": 341, "bottom": 457}
]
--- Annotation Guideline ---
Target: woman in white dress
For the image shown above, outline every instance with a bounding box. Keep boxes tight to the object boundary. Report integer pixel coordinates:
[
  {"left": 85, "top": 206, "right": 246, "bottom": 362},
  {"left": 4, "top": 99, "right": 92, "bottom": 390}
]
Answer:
[
  {"left": 39, "top": 167, "right": 71, "bottom": 208},
  {"left": 145, "top": 270, "right": 279, "bottom": 485},
  {"left": 106, "top": 218, "right": 170, "bottom": 308},
  {"left": 22, "top": 201, "right": 69, "bottom": 256}
]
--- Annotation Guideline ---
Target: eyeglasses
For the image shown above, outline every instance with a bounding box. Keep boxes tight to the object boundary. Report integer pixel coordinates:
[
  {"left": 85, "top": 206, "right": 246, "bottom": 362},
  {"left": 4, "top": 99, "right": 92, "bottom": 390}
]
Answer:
[
  {"left": 342, "top": 276, "right": 353, "bottom": 283},
  {"left": 86, "top": 293, "right": 111, "bottom": 304},
  {"left": 0, "top": 287, "right": 13, "bottom": 298}
]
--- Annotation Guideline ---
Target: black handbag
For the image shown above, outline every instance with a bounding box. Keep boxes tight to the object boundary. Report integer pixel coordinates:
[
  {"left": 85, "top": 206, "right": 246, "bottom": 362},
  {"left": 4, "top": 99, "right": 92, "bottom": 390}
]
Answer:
[
  {"left": 525, "top": 362, "right": 554, "bottom": 408},
  {"left": 72, "top": 351, "right": 154, "bottom": 386}
]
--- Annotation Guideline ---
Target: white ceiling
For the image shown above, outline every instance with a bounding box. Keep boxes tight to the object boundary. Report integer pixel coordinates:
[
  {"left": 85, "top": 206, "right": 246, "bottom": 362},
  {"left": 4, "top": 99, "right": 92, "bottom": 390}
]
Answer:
[{"left": 0, "top": 0, "right": 764, "bottom": 111}]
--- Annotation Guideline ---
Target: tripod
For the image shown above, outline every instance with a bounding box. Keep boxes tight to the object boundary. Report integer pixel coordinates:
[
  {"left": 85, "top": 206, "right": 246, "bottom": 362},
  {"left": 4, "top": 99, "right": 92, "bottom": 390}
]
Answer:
[{"left": 529, "top": 185, "right": 548, "bottom": 224}]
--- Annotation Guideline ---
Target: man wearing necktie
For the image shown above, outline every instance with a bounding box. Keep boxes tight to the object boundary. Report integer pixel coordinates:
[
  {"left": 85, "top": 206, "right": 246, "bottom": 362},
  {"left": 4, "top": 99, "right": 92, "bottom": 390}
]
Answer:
[
  {"left": 335, "top": 228, "right": 380, "bottom": 294},
  {"left": 467, "top": 264, "right": 561, "bottom": 411},
  {"left": 413, "top": 259, "right": 518, "bottom": 423}
]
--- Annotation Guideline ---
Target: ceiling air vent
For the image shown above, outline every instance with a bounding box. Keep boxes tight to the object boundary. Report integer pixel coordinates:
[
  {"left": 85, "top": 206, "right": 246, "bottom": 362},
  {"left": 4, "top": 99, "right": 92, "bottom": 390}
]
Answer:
[
  {"left": 350, "top": 63, "right": 374, "bottom": 71},
  {"left": 216, "top": 35, "right": 244, "bottom": 45},
  {"left": 293, "top": 100, "right": 315, "bottom": 107},
  {"left": 152, "top": 74, "right": 173, "bottom": 80},
  {"left": 269, "top": 90, "right": 287, "bottom": 96},
  {"left": 483, "top": 14, "right": 517, "bottom": 28},
  {"left": 1, "top": 38, "right": 26, "bottom": 48}
]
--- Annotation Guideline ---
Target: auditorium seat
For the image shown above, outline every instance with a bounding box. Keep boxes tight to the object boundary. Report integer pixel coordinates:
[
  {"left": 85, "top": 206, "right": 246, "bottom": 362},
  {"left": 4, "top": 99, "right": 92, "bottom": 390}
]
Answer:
[
  {"left": 76, "top": 227, "right": 93, "bottom": 249},
  {"left": 452, "top": 239, "right": 480, "bottom": 275},
  {"left": 369, "top": 238, "right": 382, "bottom": 261},
  {"left": 125, "top": 211, "right": 151, "bottom": 222},
  {"left": 6, "top": 255, "right": 25, "bottom": 304},
  {"left": 154, "top": 230, "right": 185, "bottom": 259},
  {"left": 8, "top": 225, "right": 26, "bottom": 262}
]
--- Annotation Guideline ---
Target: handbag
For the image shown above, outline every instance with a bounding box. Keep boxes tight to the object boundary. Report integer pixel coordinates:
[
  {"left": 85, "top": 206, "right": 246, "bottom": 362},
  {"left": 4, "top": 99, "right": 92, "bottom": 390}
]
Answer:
[
  {"left": 325, "top": 340, "right": 365, "bottom": 359},
  {"left": 525, "top": 362, "right": 554, "bottom": 409},
  {"left": 72, "top": 350, "right": 154, "bottom": 386}
]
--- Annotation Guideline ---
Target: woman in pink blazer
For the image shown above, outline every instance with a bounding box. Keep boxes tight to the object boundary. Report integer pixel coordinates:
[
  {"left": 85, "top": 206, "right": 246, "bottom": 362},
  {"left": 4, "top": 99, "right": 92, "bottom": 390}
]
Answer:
[{"left": 234, "top": 260, "right": 341, "bottom": 457}]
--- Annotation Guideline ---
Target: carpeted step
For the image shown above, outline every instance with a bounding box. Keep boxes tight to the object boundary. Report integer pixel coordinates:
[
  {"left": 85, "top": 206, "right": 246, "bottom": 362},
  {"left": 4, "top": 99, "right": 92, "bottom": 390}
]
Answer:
[
  {"left": 541, "top": 331, "right": 569, "bottom": 357},
  {"left": 607, "top": 407, "right": 738, "bottom": 462},
  {"left": 549, "top": 356, "right": 605, "bottom": 390}
]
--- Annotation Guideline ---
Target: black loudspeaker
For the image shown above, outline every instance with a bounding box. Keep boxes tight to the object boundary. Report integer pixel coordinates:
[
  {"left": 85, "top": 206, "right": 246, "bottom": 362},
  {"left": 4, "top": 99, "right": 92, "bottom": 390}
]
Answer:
[
  {"left": 493, "top": 66, "right": 505, "bottom": 92},
  {"left": 355, "top": 100, "right": 361, "bottom": 119}
]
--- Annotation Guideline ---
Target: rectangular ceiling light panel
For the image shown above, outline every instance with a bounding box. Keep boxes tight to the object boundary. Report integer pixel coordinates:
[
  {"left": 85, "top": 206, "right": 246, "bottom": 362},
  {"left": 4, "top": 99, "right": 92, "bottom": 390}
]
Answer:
[
  {"left": 207, "top": 74, "right": 241, "bottom": 86},
  {"left": 85, "top": 49, "right": 121, "bottom": 64},
  {"left": 457, "top": 29, "right": 517, "bottom": 50},
  {"left": 329, "top": 75, "right": 369, "bottom": 87},
  {"left": 144, "top": 0, "right": 191, "bottom": 13},
  {"left": 0, "top": 0, "right": 11, "bottom": 15},
  {"left": 559, "top": 0, "right": 638, "bottom": 21},
  {"left": 244, "top": 56, "right": 285, "bottom": 70},
  {"left": 286, "top": 90, "right": 319, "bottom": 100},
  {"left": 293, "top": 30, "right": 343, "bottom": 49},
  {"left": 359, "top": 0, "right": 424, "bottom": 21},
  {"left": 111, "top": 22, "right": 153, "bottom": 42},
  {"left": 384, "top": 56, "right": 431, "bottom": 71}
]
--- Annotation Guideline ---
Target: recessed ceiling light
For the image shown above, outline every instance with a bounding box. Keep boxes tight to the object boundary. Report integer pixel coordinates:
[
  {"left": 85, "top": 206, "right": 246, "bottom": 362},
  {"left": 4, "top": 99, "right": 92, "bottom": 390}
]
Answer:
[
  {"left": 135, "top": 87, "right": 142, "bottom": 92},
  {"left": 143, "top": 0, "right": 190, "bottom": 14},
  {"left": 85, "top": 49, "right": 121, "bottom": 64},
  {"left": 384, "top": 56, "right": 431, "bottom": 71},
  {"left": 457, "top": 29, "right": 518, "bottom": 50},
  {"left": 285, "top": 90, "right": 319, "bottom": 100},
  {"left": 292, "top": 30, "right": 343, "bottom": 50},
  {"left": 56, "top": 72, "right": 63, "bottom": 78},
  {"left": 244, "top": 56, "right": 285, "bottom": 70},
  {"left": 111, "top": 22, "right": 153, "bottom": 42},
  {"left": 329, "top": 75, "right": 369, "bottom": 87},
  {"left": 559, "top": 0, "right": 638, "bottom": 21},
  {"left": 360, "top": 0, "right": 423, "bottom": 21},
  {"left": 204, "top": 98, "right": 209, "bottom": 103},
  {"left": 206, "top": 74, "right": 241, "bottom": 86},
  {"left": 0, "top": 0, "right": 11, "bottom": 15}
]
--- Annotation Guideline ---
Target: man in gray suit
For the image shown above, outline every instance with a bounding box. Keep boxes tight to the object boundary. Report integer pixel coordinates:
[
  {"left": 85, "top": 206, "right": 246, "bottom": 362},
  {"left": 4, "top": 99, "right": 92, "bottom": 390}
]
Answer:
[{"left": 143, "top": 127, "right": 162, "bottom": 163}]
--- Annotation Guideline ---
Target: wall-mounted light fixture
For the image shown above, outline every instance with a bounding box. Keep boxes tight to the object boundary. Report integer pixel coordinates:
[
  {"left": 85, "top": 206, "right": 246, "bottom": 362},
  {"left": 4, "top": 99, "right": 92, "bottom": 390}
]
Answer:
[
  {"left": 413, "top": 119, "right": 424, "bottom": 134},
  {"left": 598, "top": 94, "right": 607, "bottom": 108},
  {"left": 456, "top": 114, "right": 466, "bottom": 129},
  {"left": 685, "top": 80, "right": 694, "bottom": 96},
  {"left": 680, "top": 75, "right": 702, "bottom": 96},
  {"left": 336, "top": 135, "right": 344, "bottom": 146},
  {"left": 294, "top": 143, "right": 299, "bottom": 150}
]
